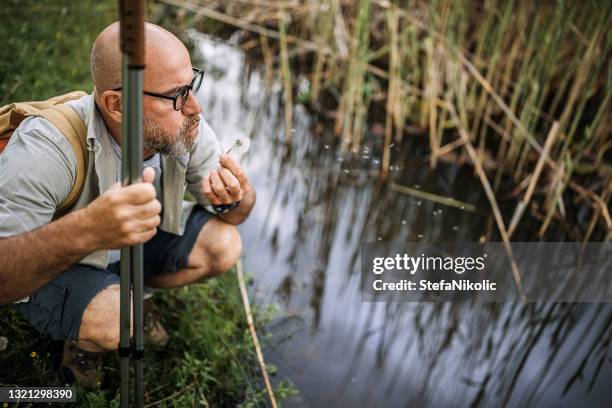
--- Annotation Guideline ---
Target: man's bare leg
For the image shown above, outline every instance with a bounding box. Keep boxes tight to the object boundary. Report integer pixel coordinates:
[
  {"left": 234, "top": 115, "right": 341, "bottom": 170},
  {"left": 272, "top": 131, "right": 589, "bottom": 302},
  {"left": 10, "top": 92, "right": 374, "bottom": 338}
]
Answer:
[
  {"left": 144, "top": 217, "right": 241, "bottom": 288},
  {"left": 75, "top": 216, "right": 240, "bottom": 351}
]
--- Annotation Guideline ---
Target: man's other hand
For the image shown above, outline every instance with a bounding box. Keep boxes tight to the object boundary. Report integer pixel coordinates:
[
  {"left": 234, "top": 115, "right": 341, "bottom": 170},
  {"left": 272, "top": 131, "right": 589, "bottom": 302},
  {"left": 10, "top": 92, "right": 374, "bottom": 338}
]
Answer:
[{"left": 83, "top": 167, "right": 162, "bottom": 249}]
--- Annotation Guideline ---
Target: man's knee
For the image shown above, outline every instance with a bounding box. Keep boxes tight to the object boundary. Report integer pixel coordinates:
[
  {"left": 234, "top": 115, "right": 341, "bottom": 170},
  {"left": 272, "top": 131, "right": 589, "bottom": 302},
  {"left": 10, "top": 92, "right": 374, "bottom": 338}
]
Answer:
[
  {"left": 193, "top": 219, "right": 242, "bottom": 278},
  {"left": 78, "top": 284, "right": 130, "bottom": 351}
]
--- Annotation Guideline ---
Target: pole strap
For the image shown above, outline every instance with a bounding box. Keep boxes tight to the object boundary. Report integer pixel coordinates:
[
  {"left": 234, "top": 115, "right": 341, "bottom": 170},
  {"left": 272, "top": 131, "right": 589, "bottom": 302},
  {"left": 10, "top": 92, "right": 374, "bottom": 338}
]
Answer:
[
  {"left": 132, "top": 348, "right": 145, "bottom": 360},
  {"left": 118, "top": 346, "right": 131, "bottom": 358}
]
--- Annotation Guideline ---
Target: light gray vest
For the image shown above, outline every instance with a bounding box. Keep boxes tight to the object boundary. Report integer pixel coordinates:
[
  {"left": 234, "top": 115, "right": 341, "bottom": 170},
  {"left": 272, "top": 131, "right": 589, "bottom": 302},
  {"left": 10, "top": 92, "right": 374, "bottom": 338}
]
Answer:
[{"left": 67, "top": 94, "right": 193, "bottom": 269}]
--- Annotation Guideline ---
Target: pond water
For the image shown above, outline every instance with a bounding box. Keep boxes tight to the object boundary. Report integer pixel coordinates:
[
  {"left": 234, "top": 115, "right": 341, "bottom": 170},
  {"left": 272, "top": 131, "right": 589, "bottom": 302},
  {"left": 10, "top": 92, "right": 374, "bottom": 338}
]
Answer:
[{"left": 191, "top": 32, "right": 611, "bottom": 407}]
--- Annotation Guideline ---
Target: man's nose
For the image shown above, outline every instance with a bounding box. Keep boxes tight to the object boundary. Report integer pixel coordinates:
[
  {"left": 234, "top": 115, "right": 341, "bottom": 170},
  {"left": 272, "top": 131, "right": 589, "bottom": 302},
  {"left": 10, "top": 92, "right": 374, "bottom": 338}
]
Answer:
[{"left": 182, "top": 90, "right": 202, "bottom": 116}]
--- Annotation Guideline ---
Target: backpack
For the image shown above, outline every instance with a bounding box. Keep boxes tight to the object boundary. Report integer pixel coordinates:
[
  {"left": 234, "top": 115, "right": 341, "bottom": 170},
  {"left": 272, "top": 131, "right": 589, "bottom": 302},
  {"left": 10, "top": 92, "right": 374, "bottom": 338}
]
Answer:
[{"left": 0, "top": 91, "right": 88, "bottom": 218}]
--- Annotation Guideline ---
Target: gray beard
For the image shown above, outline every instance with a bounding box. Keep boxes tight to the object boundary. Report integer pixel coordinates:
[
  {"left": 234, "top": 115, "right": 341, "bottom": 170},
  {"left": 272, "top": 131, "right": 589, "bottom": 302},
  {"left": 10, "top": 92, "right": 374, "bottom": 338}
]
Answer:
[{"left": 143, "top": 116, "right": 196, "bottom": 157}]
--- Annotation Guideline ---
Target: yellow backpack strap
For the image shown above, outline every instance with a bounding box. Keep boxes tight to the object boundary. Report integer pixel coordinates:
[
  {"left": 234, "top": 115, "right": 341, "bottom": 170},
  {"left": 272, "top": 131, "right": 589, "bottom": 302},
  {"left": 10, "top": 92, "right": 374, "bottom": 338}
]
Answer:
[{"left": 30, "top": 105, "right": 88, "bottom": 217}]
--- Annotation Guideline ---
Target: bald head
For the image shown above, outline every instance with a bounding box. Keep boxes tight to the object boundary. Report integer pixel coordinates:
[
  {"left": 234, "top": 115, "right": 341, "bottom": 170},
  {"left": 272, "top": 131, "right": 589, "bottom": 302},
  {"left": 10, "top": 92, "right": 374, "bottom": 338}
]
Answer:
[{"left": 90, "top": 21, "right": 190, "bottom": 97}]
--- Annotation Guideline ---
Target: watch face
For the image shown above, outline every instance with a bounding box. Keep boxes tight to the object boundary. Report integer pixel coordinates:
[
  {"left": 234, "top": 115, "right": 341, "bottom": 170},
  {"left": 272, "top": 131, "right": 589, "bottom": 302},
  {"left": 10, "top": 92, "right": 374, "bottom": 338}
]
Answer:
[{"left": 214, "top": 201, "right": 241, "bottom": 213}]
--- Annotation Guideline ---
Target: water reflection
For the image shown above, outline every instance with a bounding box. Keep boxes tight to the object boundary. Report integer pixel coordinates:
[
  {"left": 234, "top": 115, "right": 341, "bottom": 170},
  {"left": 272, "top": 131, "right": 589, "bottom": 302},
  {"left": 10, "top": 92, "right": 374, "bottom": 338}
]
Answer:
[{"left": 191, "top": 31, "right": 611, "bottom": 407}]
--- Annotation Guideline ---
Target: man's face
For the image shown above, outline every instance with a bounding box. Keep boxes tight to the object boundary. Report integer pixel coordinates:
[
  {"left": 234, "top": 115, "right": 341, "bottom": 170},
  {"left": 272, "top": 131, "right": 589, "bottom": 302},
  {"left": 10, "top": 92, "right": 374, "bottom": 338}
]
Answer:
[
  {"left": 143, "top": 109, "right": 199, "bottom": 157},
  {"left": 141, "top": 48, "right": 202, "bottom": 157}
]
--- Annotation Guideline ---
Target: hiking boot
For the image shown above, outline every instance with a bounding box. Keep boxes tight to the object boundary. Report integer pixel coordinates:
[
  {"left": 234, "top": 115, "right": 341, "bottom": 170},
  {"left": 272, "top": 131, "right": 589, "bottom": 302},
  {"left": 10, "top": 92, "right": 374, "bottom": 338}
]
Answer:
[
  {"left": 60, "top": 342, "right": 103, "bottom": 390},
  {"left": 144, "top": 298, "right": 169, "bottom": 347}
]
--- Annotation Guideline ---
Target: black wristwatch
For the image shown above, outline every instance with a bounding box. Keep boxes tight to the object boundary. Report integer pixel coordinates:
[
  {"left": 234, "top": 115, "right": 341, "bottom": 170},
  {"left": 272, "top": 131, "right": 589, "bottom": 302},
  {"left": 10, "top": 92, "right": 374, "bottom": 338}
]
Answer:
[{"left": 213, "top": 201, "right": 241, "bottom": 214}]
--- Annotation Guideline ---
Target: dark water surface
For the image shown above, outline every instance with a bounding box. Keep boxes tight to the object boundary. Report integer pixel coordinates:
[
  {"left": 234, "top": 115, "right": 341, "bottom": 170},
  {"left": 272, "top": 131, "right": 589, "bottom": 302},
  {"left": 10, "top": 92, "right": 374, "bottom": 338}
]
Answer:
[{"left": 191, "top": 33, "right": 611, "bottom": 408}]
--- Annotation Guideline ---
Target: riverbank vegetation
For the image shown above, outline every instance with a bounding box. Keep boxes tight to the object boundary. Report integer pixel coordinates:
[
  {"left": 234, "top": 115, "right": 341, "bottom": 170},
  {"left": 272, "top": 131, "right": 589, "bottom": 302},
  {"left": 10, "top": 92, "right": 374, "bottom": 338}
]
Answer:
[{"left": 157, "top": 0, "right": 611, "bottom": 242}]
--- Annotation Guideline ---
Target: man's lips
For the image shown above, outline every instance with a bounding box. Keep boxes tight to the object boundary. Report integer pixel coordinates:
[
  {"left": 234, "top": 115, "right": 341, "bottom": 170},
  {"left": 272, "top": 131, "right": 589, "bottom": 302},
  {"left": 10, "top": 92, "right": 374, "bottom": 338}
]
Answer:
[{"left": 188, "top": 121, "right": 200, "bottom": 131}]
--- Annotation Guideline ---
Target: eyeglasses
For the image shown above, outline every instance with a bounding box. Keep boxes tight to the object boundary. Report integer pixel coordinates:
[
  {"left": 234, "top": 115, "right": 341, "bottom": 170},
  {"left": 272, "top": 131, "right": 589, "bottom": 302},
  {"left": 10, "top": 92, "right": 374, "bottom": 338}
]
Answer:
[{"left": 113, "top": 67, "right": 203, "bottom": 111}]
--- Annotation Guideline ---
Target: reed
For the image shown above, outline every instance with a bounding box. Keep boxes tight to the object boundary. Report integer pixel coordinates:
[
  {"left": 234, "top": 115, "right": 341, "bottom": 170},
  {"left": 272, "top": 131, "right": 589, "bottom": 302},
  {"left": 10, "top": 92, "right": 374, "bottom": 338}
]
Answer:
[{"left": 160, "top": 0, "right": 611, "bottom": 240}]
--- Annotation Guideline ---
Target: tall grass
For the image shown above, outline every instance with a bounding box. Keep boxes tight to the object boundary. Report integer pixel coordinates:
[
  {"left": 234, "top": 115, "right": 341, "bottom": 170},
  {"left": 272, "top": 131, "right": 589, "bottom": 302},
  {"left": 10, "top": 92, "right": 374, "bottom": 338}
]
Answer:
[{"left": 160, "top": 0, "right": 611, "bottom": 240}]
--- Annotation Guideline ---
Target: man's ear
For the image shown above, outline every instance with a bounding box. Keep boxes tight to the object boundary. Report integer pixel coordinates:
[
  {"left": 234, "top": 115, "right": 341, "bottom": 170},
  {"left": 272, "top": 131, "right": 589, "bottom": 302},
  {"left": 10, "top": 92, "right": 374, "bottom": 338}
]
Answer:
[{"left": 98, "top": 90, "right": 122, "bottom": 123}]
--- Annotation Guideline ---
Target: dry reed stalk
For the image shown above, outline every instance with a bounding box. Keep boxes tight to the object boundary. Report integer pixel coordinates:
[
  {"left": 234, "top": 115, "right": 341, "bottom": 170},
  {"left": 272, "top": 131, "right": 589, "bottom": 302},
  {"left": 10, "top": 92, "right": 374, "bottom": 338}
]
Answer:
[
  {"left": 424, "top": 38, "right": 441, "bottom": 168},
  {"left": 382, "top": 6, "right": 400, "bottom": 178},
  {"left": 583, "top": 179, "right": 612, "bottom": 242},
  {"left": 390, "top": 182, "right": 476, "bottom": 212},
  {"left": 469, "top": 1, "right": 512, "bottom": 143},
  {"left": 555, "top": 26, "right": 603, "bottom": 158},
  {"left": 336, "top": 0, "right": 371, "bottom": 152},
  {"left": 569, "top": 180, "right": 612, "bottom": 231},
  {"left": 433, "top": 138, "right": 465, "bottom": 158},
  {"left": 537, "top": 158, "right": 569, "bottom": 238},
  {"left": 513, "top": 91, "right": 540, "bottom": 180},
  {"left": 507, "top": 121, "right": 560, "bottom": 237},
  {"left": 310, "top": 0, "right": 333, "bottom": 103},
  {"left": 445, "top": 101, "right": 526, "bottom": 302},
  {"left": 236, "top": 259, "right": 278, "bottom": 408},
  {"left": 277, "top": 0, "right": 294, "bottom": 142},
  {"left": 259, "top": 33, "right": 275, "bottom": 88}
]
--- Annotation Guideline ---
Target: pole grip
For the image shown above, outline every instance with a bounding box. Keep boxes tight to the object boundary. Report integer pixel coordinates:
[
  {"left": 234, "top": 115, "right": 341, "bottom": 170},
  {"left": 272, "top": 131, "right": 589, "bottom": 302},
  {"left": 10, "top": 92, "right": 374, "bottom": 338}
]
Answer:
[{"left": 119, "top": 0, "right": 146, "bottom": 68}]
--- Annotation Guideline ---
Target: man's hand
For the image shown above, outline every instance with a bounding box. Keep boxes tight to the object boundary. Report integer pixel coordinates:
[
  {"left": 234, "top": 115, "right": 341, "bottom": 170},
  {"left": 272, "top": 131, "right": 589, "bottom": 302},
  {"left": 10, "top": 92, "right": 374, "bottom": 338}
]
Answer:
[
  {"left": 202, "top": 154, "right": 255, "bottom": 224},
  {"left": 83, "top": 167, "right": 162, "bottom": 249},
  {"left": 0, "top": 167, "right": 162, "bottom": 303},
  {"left": 202, "top": 154, "right": 251, "bottom": 205}
]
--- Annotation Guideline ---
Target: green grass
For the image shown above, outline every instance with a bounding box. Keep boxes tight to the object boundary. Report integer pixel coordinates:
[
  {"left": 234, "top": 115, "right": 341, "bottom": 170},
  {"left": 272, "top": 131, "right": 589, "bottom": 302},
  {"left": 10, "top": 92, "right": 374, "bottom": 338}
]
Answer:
[
  {"left": 0, "top": 271, "right": 296, "bottom": 407},
  {"left": 0, "top": 0, "right": 115, "bottom": 104}
]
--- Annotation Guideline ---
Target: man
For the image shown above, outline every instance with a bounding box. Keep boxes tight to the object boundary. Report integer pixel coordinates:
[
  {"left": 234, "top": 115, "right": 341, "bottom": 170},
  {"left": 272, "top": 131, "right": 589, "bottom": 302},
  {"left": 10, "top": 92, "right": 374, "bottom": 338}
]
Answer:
[{"left": 0, "top": 22, "right": 255, "bottom": 387}]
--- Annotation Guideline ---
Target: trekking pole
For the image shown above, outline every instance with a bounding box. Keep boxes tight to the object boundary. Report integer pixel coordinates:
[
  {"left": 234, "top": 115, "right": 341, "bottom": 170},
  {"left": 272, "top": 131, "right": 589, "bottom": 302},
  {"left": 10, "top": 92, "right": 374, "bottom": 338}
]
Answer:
[{"left": 119, "top": 1, "right": 146, "bottom": 407}]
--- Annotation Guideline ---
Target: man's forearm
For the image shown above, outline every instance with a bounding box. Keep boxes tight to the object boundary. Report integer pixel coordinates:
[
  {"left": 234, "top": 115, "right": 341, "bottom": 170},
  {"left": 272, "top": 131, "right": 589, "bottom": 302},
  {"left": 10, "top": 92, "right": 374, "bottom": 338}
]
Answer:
[
  {"left": 0, "top": 210, "right": 97, "bottom": 304},
  {"left": 218, "top": 189, "right": 256, "bottom": 225}
]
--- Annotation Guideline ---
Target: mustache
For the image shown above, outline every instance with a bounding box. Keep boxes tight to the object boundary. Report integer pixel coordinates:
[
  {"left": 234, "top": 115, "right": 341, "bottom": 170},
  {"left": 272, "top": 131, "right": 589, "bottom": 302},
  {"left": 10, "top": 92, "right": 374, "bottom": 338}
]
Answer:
[{"left": 183, "top": 116, "right": 200, "bottom": 130}]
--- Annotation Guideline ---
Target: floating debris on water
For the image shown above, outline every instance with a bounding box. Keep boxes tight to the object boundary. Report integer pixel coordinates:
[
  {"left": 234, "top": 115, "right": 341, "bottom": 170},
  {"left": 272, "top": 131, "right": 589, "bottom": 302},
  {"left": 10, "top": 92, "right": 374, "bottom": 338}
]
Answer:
[
  {"left": 401, "top": 220, "right": 407, "bottom": 225},
  {"left": 452, "top": 225, "right": 459, "bottom": 231},
  {"left": 414, "top": 184, "right": 421, "bottom": 189},
  {"left": 417, "top": 234, "right": 424, "bottom": 238},
  {"left": 0, "top": 336, "right": 7, "bottom": 351}
]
